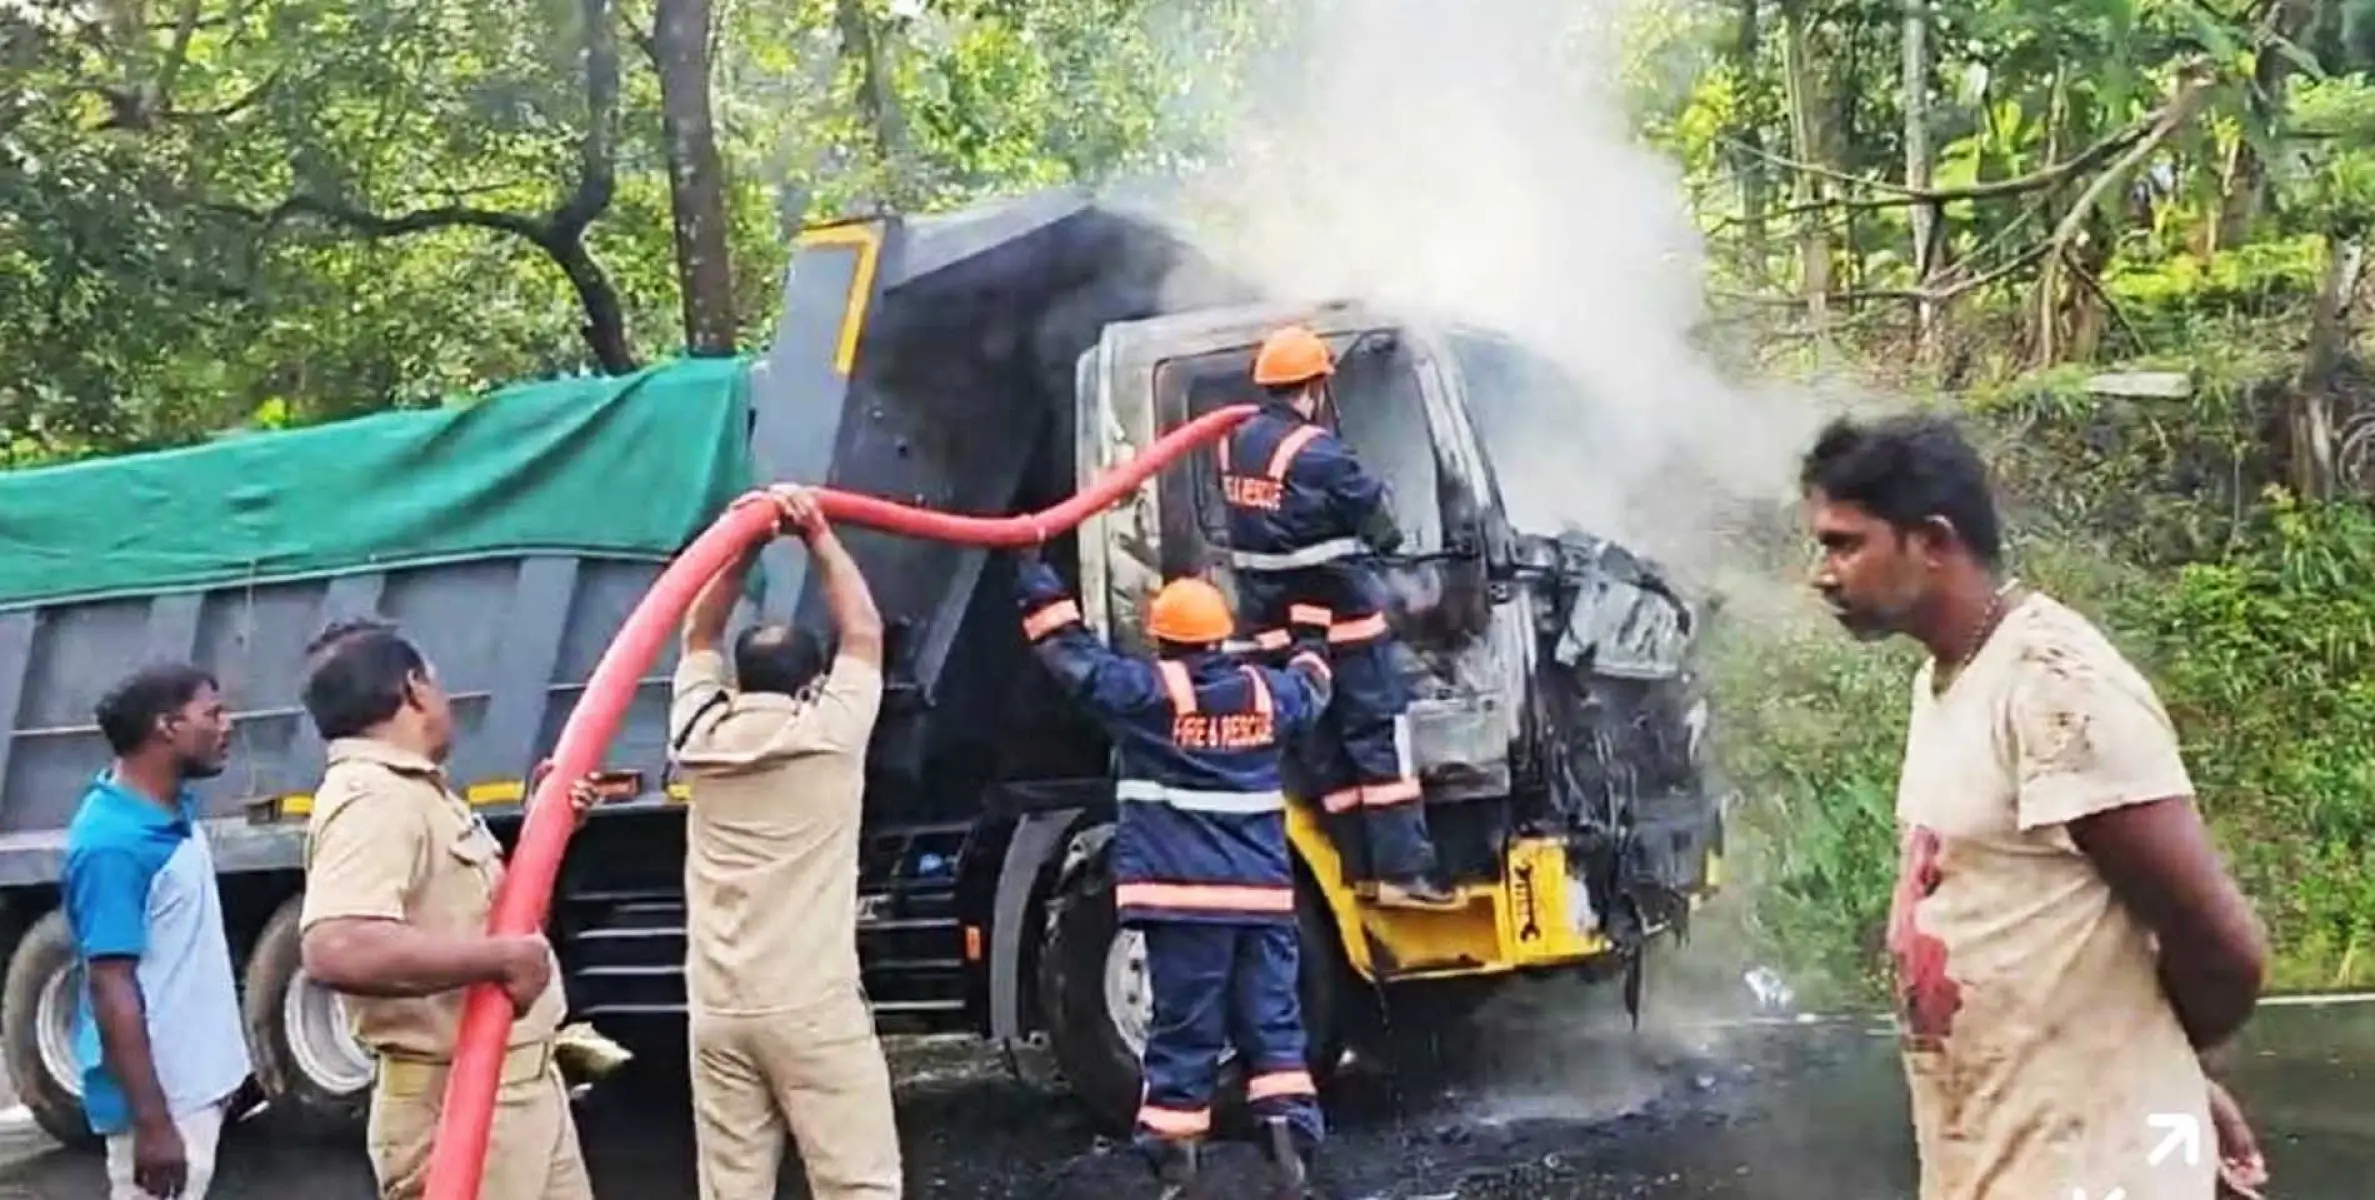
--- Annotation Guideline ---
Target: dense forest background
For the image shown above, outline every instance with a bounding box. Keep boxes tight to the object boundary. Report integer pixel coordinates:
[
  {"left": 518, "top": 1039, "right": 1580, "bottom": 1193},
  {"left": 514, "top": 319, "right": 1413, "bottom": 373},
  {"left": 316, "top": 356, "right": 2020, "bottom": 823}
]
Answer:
[{"left": 6, "top": 0, "right": 2373, "bottom": 1003}]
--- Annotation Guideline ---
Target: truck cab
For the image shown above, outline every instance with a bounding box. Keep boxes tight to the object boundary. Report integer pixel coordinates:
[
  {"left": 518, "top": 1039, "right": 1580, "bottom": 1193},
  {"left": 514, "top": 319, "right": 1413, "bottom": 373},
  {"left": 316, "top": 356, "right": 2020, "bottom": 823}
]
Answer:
[{"left": 1032, "top": 298, "right": 1727, "bottom": 1119}]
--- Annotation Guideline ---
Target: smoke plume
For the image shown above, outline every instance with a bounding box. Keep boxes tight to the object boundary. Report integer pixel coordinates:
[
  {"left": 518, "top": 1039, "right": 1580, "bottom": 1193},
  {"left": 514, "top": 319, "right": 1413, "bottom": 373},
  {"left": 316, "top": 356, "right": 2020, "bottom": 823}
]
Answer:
[{"left": 1156, "top": 0, "right": 1848, "bottom": 589}]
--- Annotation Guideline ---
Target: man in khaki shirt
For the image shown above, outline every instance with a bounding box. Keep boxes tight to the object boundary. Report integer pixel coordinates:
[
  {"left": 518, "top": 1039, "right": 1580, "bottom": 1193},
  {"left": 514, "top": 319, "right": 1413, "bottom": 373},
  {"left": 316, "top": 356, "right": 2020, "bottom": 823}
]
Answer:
[
  {"left": 1801, "top": 414, "right": 2270, "bottom": 1200},
  {"left": 670, "top": 485, "right": 900, "bottom": 1200},
  {"left": 294, "top": 617, "right": 592, "bottom": 1200}
]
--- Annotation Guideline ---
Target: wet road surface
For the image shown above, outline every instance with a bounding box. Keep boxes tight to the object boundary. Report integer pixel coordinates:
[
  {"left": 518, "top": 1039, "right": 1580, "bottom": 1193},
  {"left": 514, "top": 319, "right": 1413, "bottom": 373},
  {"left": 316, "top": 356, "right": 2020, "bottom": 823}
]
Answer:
[{"left": 0, "top": 982, "right": 2367, "bottom": 1199}]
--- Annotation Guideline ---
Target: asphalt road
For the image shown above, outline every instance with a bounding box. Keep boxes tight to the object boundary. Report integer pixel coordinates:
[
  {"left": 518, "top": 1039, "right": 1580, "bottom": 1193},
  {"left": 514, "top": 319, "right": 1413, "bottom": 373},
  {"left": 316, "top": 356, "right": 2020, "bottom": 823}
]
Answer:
[{"left": 1, "top": 983, "right": 2367, "bottom": 1200}]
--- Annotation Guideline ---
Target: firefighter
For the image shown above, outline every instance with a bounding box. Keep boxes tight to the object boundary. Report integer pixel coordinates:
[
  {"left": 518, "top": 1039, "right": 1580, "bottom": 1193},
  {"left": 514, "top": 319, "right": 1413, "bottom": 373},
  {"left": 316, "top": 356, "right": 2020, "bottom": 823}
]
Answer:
[
  {"left": 1014, "top": 553, "right": 1332, "bottom": 1199},
  {"left": 1217, "top": 324, "right": 1457, "bottom": 910}
]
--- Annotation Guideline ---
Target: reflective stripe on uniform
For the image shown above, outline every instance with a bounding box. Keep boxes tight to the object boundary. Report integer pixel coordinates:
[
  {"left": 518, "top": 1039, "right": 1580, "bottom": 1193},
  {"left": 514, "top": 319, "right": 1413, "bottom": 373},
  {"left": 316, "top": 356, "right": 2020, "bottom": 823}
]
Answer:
[
  {"left": 1116, "top": 779, "right": 1285, "bottom": 814},
  {"left": 1137, "top": 1102, "right": 1212, "bottom": 1137},
  {"left": 1247, "top": 1069, "right": 1317, "bottom": 1101},
  {"left": 1329, "top": 613, "right": 1388, "bottom": 643},
  {"left": 1155, "top": 660, "right": 1199, "bottom": 713},
  {"left": 1022, "top": 598, "right": 1080, "bottom": 640},
  {"left": 1267, "top": 425, "right": 1323, "bottom": 478},
  {"left": 1116, "top": 881, "right": 1296, "bottom": 913},
  {"left": 1238, "top": 666, "right": 1274, "bottom": 714},
  {"left": 1230, "top": 536, "right": 1365, "bottom": 572}
]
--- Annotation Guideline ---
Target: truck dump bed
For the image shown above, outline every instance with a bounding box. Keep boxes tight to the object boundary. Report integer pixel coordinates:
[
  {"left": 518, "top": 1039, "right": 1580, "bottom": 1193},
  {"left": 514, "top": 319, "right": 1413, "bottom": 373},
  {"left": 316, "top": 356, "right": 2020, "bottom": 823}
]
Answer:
[{"left": 0, "top": 358, "right": 755, "bottom": 881}]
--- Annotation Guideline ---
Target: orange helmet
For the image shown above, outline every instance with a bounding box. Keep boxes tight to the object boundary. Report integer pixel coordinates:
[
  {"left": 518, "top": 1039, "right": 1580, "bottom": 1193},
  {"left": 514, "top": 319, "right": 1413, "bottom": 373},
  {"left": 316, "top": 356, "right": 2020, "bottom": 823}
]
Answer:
[
  {"left": 1147, "top": 577, "right": 1234, "bottom": 645},
  {"left": 1252, "top": 325, "right": 1334, "bottom": 387}
]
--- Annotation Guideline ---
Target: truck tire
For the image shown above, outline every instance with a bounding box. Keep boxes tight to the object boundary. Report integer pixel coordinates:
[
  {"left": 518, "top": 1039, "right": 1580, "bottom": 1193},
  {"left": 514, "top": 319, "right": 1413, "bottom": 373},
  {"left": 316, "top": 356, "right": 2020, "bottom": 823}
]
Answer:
[
  {"left": 1, "top": 909, "right": 99, "bottom": 1149},
  {"left": 240, "top": 895, "right": 372, "bottom": 1138},
  {"left": 1036, "top": 841, "right": 1347, "bottom": 1137}
]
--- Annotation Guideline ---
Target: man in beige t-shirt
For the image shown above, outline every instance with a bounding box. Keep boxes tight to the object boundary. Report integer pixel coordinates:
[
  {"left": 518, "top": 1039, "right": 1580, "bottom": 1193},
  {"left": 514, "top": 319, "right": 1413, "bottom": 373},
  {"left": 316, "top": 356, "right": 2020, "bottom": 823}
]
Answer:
[
  {"left": 1800, "top": 415, "right": 2271, "bottom": 1200},
  {"left": 668, "top": 485, "right": 899, "bottom": 1200},
  {"left": 294, "top": 618, "right": 591, "bottom": 1200}
]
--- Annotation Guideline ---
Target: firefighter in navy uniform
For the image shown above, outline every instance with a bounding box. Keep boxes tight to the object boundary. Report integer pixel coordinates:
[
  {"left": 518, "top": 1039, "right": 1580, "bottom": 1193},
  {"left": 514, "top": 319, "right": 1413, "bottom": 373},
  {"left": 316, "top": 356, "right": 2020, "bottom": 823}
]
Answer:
[
  {"left": 1015, "top": 553, "right": 1333, "bottom": 1199},
  {"left": 1217, "top": 324, "right": 1457, "bottom": 910}
]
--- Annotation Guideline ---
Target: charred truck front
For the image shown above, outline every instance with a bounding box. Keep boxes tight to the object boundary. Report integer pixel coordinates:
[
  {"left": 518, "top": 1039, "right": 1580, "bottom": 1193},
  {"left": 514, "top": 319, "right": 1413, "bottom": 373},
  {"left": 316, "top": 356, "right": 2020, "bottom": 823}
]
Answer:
[{"left": 745, "top": 191, "right": 1728, "bottom": 1128}]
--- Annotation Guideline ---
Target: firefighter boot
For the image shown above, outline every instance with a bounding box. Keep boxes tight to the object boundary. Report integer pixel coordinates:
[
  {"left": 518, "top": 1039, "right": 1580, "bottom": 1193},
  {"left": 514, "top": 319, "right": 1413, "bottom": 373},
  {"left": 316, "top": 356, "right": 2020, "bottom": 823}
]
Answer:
[
  {"left": 1145, "top": 1136, "right": 1201, "bottom": 1200},
  {"left": 1258, "top": 1116, "right": 1316, "bottom": 1200},
  {"left": 1372, "top": 873, "right": 1461, "bottom": 911}
]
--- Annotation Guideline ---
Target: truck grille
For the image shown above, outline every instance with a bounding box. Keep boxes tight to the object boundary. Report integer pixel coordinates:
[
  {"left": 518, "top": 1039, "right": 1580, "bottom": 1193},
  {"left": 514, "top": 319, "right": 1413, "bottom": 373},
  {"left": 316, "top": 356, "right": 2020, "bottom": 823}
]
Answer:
[{"left": 554, "top": 821, "right": 978, "bottom": 1028}]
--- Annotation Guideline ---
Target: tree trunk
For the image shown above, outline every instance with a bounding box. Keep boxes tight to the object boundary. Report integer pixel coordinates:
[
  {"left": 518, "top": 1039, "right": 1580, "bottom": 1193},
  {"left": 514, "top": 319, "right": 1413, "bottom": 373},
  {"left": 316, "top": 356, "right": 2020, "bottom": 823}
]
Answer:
[
  {"left": 2213, "top": 0, "right": 2313, "bottom": 253},
  {"left": 545, "top": 231, "right": 637, "bottom": 372},
  {"left": 2293, "top": 234, "right": 2364, "bottom": 500},
  {"left": 1780, "top": 0, "right": 1830, "bottom": 321},
  {"left": 1902, "top": 0, "right": 1939, "bottom": 349},
  {"left": 1731, "top": 0, "right": 1770, "bottom": 282},
  {"left": 836, "top": 0, "right": 912, "bottom": 210},
  {"left": 652, "top": 0, "right": 737, "bottom": 355}
]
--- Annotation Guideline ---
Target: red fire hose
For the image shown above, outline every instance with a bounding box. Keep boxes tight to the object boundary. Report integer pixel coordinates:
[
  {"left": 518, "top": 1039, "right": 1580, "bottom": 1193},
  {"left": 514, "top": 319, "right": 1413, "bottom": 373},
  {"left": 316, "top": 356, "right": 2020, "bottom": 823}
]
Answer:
[{"left": 420, "top": 402, "right": 1256, "bottom": 1199}]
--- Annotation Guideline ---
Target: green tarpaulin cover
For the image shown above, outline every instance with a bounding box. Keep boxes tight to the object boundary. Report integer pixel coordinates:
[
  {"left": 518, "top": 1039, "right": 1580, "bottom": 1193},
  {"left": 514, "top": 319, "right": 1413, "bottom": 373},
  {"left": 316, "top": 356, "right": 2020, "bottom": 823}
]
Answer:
[{"left": 0, "top": 356, "right": 757, "bottom": 610}]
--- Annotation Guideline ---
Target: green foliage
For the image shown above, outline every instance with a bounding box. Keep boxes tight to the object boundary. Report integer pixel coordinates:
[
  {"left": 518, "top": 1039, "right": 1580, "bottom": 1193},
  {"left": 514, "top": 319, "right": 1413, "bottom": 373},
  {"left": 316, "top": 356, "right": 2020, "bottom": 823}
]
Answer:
[
  {"left": 0, "top": 0, "right": 1268, "bottom": 465},
  {"left": 2124, "top": 494, "right": 2375, "bottom": 988},
  {"left": 2103, "top": 236, "right": 2326, "bottom": 330},
  {"left": 1706, "top": 615, "right": 1914, "bottom": 1006}
]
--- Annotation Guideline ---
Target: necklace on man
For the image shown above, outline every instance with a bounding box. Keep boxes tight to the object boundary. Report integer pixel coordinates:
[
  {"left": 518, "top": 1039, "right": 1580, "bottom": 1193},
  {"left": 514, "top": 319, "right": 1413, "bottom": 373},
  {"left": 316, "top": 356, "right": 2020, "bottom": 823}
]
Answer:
[{"left": 1935, "top": 575, "right": 2022, "bottom": 692}]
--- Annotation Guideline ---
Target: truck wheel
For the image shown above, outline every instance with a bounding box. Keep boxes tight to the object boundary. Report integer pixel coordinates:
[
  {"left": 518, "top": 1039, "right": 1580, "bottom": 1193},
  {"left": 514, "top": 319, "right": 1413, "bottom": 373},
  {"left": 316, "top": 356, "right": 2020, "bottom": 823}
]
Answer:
[
  {"left": 1036, "top": 841, "right": 1347, "bottom": 1137},
  {"left": 1037, "top": 852, "right": 1144, "bottom": 1134},
  {"left": 241, "top": 895, "right": 372, "bottom": 1138},
  {"left": 1, "top": 909, "right": 99, "bottom": 1149}
]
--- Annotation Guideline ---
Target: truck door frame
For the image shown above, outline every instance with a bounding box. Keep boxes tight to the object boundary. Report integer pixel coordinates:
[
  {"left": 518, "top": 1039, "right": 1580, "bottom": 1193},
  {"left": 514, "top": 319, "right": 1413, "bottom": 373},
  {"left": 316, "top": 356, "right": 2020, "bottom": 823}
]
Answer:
[{"left": 1075, "top": 305, "right": 1530, "bottom": 802}]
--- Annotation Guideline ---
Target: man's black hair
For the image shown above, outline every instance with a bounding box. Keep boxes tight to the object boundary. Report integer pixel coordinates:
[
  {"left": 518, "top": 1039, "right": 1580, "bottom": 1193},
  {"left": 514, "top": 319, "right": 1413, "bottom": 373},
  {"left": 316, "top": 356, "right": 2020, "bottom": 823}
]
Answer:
[
  {"left": 301, "top": 617, "right": 427, "bottom": 741},
  {"left": 734, "top": 623, "right": 831, "bottom": 697},
  {"left": 94, "top": 662, "right": 219, "bottom": 756},
  {"left": 1800, "top": 413, "right": 2005, "bottom": 568}
]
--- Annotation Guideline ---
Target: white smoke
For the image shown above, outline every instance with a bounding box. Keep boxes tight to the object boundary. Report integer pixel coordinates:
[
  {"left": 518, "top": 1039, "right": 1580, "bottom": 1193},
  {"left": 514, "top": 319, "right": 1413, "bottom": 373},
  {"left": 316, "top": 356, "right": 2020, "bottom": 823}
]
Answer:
[{"left": 1153, "top": 0, "right": 1846, "bottom": 585}]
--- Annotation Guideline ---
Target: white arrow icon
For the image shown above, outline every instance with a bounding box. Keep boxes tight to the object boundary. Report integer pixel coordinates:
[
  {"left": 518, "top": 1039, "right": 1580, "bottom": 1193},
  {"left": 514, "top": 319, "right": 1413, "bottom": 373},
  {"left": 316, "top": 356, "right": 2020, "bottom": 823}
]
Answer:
[
  {"left": 2072, "top": 1189, "right": 2128, "bottom": 1200},
  {"left": 2147, "top": 1112, "right": 2202, "bottom": 1166}
]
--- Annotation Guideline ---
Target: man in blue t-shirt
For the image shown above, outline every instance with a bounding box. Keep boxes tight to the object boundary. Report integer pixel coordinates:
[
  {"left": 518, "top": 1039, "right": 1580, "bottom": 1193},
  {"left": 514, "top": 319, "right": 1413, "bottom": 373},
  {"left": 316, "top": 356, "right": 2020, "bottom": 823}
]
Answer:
[{"left": 63, "top": 662, "right": 251, "bottom": 1200}]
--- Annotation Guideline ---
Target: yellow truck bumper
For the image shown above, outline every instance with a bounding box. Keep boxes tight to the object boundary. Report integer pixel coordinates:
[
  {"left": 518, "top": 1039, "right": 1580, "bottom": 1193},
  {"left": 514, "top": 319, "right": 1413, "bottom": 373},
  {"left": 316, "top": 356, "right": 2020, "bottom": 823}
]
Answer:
[{"left": 1288, "top": 803, "right": 1623, "bottom": 983}]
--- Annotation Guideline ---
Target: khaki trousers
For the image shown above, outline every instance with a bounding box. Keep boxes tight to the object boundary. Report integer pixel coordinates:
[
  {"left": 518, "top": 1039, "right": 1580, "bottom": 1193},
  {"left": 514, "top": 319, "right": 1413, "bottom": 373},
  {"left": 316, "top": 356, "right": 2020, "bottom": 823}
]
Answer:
[
  {"left": 690, "top": 990, "right": 903, "bottom": 1200},
  {"left": 366, "top": 1041, "right": 592, "bottom": 1200}
]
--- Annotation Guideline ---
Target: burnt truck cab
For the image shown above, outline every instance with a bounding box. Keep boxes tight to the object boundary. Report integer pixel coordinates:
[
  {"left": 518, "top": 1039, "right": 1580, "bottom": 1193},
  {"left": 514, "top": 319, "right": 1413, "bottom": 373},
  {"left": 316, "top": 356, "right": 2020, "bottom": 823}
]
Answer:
[
  {"left": 1074, "top": 304, "right": 1725, "bottom": 990},
  {"left": 751, "top": 192, "right": 1731, "bottom": 1127}
]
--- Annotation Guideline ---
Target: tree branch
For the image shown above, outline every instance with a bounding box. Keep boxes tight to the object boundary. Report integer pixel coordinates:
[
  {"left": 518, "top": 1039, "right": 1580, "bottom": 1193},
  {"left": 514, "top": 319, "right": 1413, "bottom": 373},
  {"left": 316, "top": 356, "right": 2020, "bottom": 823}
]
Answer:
[
  {"left": 1714, "top": 107, "right": 2157, "bottom": 212},
  {"left": 1712, "top": 240, "right": 2052, "bottom": 310},
  {"left": 207, "top": 0, "right": 633, "bottom": 371},
  {"left": 207, "top": 195, "right": 547, "bottom": 242},
  {"left": 168, "top": 69, "right": 278, "bottom": 121},
  {"left": 2033, "top": 66, "right": 2217, "bottom": 363}
]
